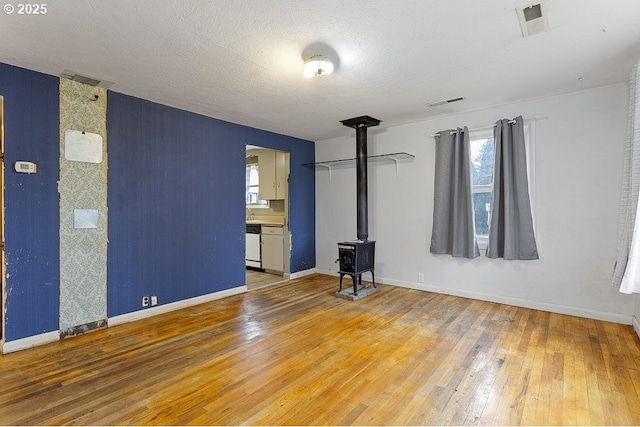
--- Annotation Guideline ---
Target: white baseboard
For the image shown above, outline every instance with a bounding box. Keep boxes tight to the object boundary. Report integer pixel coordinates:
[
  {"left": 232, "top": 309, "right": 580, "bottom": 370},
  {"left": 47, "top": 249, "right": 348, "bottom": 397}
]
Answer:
[
  {"left": 3, "top": 330, "right": 59, "bottom": 354},
  {"left": 3, "top": 286, "right": 249, "bottom": 353},
  {"left": 633, "top": 316, "right": 640, "bottom": 339},
  {"left": 316, "top": 267, "right": 335, "bottom": 275},
  {"left": 287, "top": 268, "right": 317, "bottom": 280},
  {"left": 109, "top": 285, "right": 247, "bottom": 327},
  {"left": 316, "top": 268, "right": 633, "bottom": 325},
  {"left": 390, "top": 277, "right": 632, "bottom": 324}
]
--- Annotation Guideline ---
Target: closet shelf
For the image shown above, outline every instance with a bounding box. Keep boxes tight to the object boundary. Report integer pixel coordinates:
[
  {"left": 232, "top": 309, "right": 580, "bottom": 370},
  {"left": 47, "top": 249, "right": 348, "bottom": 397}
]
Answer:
[{"left": 303, "top": 152, "right": 414, "bottom": 179}]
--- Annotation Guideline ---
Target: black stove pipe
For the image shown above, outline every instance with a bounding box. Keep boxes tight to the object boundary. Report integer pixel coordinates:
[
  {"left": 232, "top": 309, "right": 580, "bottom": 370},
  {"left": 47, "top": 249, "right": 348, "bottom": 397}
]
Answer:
[
  {"left": 340, "top": 115, "right": 381, "bottom": 242},
  {"left": 355, "top": 124, "right": 368, "bottom": 241}
]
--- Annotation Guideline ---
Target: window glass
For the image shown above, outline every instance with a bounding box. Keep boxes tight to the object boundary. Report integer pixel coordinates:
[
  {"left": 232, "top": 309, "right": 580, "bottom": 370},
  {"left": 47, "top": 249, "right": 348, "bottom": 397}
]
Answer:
[
  {"left": 470, "top": 134, "right": 495, "bottom": 240},
  {"left": 471, "top": 137, "right": 494, "bottom": 186},
  {"left": 472, "top": 191, "right": 492, "bottom": 238},
  {"left": 246, "top": 163, "right": 269, "bottom": 207}
]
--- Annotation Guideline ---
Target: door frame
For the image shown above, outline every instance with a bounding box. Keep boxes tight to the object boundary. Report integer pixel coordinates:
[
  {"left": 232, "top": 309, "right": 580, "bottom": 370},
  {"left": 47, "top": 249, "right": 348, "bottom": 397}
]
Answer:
[
  {"left": 0, "top": 95, "right": 5, "bottom": 343},
  {"left": 244, "top": 145, "right": 291, "bottom": 276}
]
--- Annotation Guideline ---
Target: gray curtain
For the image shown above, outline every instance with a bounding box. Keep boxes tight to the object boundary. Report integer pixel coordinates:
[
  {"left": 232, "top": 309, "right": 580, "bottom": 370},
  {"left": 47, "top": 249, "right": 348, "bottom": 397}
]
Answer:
[
  {"left": 486, "top": 116, "right": 539, "bottom": 260},
  {"left": 430, "top": 127, "right": 479, "bottom": 258}
]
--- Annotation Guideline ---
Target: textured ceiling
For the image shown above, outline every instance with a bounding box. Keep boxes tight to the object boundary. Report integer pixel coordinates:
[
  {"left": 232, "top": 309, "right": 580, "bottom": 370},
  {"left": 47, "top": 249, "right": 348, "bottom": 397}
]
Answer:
[{"left": 1, "top": 0, "right": 640, "bottom": 141}]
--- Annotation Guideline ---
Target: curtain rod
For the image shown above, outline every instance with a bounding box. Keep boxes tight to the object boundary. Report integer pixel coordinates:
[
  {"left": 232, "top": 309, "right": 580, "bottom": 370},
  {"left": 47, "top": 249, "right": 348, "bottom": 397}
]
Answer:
[{"left": 431, "top": 119, "right": 518, "bottom": 138}]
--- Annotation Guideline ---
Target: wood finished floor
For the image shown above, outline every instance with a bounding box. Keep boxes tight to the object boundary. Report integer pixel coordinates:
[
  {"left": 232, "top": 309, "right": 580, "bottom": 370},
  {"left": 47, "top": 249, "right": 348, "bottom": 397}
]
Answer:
[
  {"left": 1, "top": 273, "right": 640, "bottom": 425},
  {"left": 246, "top": 268, "right": 285, "bottom": 290}
]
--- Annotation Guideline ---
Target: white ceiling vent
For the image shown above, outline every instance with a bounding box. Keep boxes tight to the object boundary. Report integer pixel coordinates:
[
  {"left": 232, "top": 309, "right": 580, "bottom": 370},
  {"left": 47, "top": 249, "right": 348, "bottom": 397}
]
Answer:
[
  {"left": 516, "top": 3, "right": 548, "bottom": 37},
  {"left": 427, "top": 97, "right": 464, "bottom": 107},
  {"left": 61, "top": 70, "right": 114, "bottom": 88}
]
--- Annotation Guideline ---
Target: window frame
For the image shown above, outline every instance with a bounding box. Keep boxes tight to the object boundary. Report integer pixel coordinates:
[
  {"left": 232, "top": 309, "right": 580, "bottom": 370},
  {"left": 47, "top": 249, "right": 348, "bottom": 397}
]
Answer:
[{"left": 246, "top": 161, "right": 270, "bottom": 209}]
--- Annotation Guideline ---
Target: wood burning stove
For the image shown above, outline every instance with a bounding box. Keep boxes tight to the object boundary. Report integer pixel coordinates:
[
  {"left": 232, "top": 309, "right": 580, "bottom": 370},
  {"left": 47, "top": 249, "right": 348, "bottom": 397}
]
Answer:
[
  {"left": 336, "top": 115, "right": 380, "bottom": 297},
  {"left": 338, "top": 241, "right": 375, "bottom": 273},
  {"left": 337, "top": 241, "right": 375, "bottom": 294}
]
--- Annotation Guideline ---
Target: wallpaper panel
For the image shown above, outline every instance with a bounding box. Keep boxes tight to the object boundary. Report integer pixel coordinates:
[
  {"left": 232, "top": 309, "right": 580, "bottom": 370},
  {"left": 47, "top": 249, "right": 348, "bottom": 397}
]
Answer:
[
  {"left": 59, "top": 78, "right": 107, "bottom": 334},
  {"left": 0, "top": 64, "right": 61, "bottom": 341}
]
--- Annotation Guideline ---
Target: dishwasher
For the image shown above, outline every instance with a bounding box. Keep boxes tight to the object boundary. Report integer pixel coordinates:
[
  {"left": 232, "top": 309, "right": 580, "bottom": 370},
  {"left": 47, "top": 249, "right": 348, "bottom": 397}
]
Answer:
[{"left": 245, "top": 224, "right": 262, "bottom": 269}]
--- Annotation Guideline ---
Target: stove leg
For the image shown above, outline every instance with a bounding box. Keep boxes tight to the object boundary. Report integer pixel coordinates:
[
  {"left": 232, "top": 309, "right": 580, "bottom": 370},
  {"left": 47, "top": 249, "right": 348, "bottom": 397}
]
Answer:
[{"left": 338, "top": 271, "right": 376, "bottom": 297}]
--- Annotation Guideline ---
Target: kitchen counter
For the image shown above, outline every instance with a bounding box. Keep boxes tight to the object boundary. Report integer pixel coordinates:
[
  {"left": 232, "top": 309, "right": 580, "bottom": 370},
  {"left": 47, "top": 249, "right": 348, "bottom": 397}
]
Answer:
[
  {"left": 246, "top": 220, "right": 284, "bottom": 226},
  {"left": 246, "top": 215, "right": 285, "bottom": 227}
]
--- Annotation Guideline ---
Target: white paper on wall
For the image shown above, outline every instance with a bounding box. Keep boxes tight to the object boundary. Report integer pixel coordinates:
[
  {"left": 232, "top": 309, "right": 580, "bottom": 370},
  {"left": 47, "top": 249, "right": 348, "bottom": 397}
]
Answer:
[
  {"left": 74, "top": 209, "right": 99, "bottom": 229},
  {"left": 65, "top": 130, "right": 103, "bottom": 163}
]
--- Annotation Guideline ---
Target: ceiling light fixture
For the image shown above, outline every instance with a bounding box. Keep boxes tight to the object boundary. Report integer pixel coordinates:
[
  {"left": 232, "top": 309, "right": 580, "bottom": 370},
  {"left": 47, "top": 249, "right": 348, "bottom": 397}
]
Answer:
[{"left": 303, "top": 55, "right": 334, "bottom": 78}]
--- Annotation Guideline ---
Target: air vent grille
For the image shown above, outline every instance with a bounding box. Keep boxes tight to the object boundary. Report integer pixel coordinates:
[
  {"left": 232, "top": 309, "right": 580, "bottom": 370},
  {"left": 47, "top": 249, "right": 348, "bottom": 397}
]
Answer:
[
  {"left": 71, "top": 74, "right": 101, "bottom": 87},
  {"left": 517, "top": 3, "right": 548, "bottom": 37},
  {"left": 61, "top": 70, "right": 114, "bottom": 88},
  {"left": 428, "top": 97, "right": 465, "bottom": 107},
  {"left": 523, "top": 4, "right": 542, "bottom": 21}
]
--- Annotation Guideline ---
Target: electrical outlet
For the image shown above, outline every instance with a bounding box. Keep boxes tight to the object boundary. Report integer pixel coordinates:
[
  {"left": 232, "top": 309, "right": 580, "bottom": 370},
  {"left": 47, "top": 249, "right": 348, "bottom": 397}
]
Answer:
[
  {"left": 418, "top": 273, "right": 424, "bottom": 283},
  {"left": 142, "top": 296, "right": 150, "bottom": 307},
  {"left": 151, "top": 295, "right": 158, "bottom": 306}
]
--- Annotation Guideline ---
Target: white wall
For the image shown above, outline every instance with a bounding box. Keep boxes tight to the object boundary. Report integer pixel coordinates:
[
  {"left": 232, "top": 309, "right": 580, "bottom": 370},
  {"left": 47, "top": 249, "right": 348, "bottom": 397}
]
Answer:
[
  {"left": 634, "top": 296, "right": 640, "bottom": 336},
  {"left": 316, "top": 83, "right": 635, "bottom": 323}
]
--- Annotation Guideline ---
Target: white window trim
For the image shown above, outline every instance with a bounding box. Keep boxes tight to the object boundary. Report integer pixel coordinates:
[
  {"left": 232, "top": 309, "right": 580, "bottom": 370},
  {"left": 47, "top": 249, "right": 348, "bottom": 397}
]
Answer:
[{"left": 526, "top": 120, "right": 537, "bottom": 234}]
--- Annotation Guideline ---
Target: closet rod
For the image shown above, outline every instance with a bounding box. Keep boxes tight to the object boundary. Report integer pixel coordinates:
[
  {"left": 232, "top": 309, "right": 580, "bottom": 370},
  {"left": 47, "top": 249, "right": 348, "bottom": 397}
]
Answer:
[{"left": 431, "top": 119, "right": 517, "bottom": 138}]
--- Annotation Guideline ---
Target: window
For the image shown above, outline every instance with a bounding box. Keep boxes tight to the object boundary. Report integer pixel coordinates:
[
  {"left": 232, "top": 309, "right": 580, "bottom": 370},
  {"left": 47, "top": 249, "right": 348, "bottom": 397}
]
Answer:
[
  {"left": 470, "top": 130, "right": 494, "bottom": 245},
  {"left": 470, "top": 122, "right": 535, "bottom": 248},
  {"left": 246, "top": 161, "right": 269, "bottom": 208}
]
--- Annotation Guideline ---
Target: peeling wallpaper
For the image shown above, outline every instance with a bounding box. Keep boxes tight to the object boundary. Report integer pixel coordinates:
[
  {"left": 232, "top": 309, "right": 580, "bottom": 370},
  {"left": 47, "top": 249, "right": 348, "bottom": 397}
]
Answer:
[{"left": 59, "top": 78, "right": 107, "bottom": 333}]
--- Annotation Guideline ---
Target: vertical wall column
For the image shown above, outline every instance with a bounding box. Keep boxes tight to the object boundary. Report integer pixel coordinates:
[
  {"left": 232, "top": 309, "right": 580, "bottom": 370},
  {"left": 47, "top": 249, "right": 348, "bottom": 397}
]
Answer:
[{"left": 59, "top": 78, "right": 108, "bottom": 337}]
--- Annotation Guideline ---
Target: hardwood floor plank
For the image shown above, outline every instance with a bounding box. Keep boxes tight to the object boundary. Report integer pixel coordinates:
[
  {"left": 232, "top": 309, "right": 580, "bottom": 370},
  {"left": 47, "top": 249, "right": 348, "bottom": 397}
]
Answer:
[
  {"left": 470, "top": 306, "right": 530, "bottom": 426},
  {"left": 1, "top": 274, "right": 640, "bottom": 425},
  {"left": 246, "top": 269, "right": 285, "bottom": 290}
]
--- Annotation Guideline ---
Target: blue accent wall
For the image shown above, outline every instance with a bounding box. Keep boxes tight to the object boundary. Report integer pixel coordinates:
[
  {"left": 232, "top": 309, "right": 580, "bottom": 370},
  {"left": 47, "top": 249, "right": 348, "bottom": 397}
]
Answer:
[
  {"left": 0, "top": 60, "right": 315, "bottom": 340},
  {"left": 0, "top": 63, "right": 60, "bottom": 341},
  {"left": 107, "top": 93, "right": 315, "bottom": 317}
]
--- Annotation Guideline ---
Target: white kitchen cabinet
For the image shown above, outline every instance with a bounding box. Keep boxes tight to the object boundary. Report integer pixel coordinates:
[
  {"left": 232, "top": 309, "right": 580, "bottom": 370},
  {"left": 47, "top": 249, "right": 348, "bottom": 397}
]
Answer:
[
  {"left": 258, "top": 150, "right": 287, "bottom": 200},
  {"left": 261, "top": 226, "right": 284, "bottom": 272}
]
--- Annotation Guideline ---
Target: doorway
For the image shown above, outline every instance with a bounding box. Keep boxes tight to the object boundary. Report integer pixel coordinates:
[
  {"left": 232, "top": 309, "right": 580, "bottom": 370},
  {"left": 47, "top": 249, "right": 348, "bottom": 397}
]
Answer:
[{"left": 245, "top": 144, "right": 290, "bottom": 290}]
